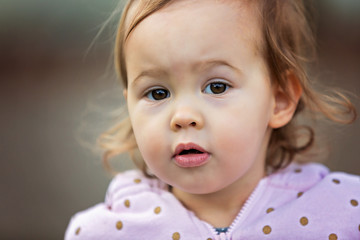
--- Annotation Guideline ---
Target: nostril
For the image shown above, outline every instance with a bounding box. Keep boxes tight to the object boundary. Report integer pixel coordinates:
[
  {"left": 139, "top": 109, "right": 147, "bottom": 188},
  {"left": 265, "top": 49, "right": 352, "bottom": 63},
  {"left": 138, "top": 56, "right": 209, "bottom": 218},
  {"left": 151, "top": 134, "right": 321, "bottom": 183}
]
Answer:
[{"left": 174, "top": 122, "right": 196, "bottom": 129}]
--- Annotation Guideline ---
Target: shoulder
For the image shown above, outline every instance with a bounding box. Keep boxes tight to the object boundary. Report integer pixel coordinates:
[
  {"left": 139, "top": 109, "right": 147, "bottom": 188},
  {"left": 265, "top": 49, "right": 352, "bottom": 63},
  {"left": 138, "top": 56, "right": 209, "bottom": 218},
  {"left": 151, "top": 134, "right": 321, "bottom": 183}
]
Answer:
[
  {"left": 65, "top": 170, "right": 210, "bottom": 240},
  {"left": 303, "top": 169, "right": 360, "bottom": 217},
  {"left": 65, "top": 203, "right": 123, "bottom": 240},
  {"left": 267, "top": 162, "right": 330, "bottom": 190},
  {"left": 266, "top": 162, "right": 360, "bottom": 210},
  {"left": 64, "top": 170, "right": 165, "bottom": 240},
  {"left": 297, "top": 168, "right": 360, "bottom": 238},
  {"left": 255, "top": 163, "right": 360, "bottom": 239},
  {"left": 104, "top": 169, "right": 168, "bottom": 211},
  {"left": 268, "top": 162, "right": 360, "bottom": 194}
]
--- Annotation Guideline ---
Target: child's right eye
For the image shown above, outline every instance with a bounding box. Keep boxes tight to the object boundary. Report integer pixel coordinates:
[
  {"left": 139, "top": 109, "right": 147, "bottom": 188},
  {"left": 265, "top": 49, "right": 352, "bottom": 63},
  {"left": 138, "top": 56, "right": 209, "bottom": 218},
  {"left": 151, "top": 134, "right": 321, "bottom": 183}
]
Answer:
[{"left": 146, "top": 88, "right": 170, "bottom": 101}]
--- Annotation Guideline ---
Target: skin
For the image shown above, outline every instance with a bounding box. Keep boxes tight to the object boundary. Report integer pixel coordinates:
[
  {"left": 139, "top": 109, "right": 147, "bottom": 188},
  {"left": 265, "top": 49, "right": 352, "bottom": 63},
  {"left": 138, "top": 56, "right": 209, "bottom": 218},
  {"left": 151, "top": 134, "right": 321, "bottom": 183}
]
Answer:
[{"left": 124, "top": 0, "right": 300, "bottom": 228}]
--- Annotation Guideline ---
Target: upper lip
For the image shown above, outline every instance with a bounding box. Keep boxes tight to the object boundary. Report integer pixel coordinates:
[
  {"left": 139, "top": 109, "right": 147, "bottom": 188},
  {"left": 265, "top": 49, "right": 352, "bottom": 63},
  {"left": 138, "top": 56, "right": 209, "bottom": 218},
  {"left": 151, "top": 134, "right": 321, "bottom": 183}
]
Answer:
[{"left": 173, "top": 143, "right": 207, "bottom": 157}]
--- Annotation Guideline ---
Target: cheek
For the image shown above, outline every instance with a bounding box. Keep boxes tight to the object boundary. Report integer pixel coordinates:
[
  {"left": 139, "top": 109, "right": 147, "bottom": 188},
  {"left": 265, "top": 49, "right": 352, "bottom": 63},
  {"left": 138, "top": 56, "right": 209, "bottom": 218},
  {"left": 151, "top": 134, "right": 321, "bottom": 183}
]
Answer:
[
  {"left": 129, "top": 109, "right": 168, "bottom": 165},
  {"left": 133, "top": 125, "right": 164, "bottom": 172},
  {"left": 212, "top": 101, "right": 271, "bottom": 157},
  {"left": 214, "top": 121, "right": 256, "bottom": 159}
]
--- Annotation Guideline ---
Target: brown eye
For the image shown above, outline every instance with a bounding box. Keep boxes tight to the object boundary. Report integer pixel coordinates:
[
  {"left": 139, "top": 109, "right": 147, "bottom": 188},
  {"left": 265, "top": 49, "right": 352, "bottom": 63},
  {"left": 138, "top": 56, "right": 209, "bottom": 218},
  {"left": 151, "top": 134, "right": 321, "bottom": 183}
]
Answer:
[
  {"left": 147, "top": 89, "right": 170, "bottom": 100},
  {"left": 204, "top": 82, "right": 229, "bottom": 94}
]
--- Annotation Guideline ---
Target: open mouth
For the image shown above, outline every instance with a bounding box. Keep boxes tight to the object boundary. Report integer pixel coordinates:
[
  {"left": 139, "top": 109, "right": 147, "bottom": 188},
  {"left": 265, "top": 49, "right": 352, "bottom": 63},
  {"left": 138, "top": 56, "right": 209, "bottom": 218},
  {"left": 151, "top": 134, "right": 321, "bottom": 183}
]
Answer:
[
  {"left": 173, "top": 143, "right": 207, "bottom": 157},
  {"left": 179, "top": 149, "right": 204, "bottom": 155},
  {"left": 173, "top": 143, "right": 210, "bottom": 168}
]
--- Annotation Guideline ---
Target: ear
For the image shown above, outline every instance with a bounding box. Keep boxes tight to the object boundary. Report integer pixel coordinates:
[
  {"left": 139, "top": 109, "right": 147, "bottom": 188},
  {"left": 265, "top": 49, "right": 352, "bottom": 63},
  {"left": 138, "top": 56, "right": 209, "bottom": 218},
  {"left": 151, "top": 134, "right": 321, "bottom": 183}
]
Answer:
[
  {"left": 123, "top": 89, "right": 128, "bottom": 101},
  {"left": 269, "top": 71, "right": 303, "bottom": 129}
]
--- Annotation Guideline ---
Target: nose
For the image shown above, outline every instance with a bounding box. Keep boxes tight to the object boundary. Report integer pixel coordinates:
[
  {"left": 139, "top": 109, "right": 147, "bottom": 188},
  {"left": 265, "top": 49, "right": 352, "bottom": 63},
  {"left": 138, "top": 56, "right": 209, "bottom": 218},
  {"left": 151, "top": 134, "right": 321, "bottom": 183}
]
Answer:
[{"left": 170, "top": 106, "right": 204, "bottom": 131}]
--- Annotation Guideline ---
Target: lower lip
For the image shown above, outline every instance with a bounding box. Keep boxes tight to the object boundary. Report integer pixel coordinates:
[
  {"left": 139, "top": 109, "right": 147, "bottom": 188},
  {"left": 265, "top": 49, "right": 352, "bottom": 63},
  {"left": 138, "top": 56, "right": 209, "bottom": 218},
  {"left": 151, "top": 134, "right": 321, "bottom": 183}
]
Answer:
[{"left": 174, "top": 153, "right": 210, "bottom": 168}]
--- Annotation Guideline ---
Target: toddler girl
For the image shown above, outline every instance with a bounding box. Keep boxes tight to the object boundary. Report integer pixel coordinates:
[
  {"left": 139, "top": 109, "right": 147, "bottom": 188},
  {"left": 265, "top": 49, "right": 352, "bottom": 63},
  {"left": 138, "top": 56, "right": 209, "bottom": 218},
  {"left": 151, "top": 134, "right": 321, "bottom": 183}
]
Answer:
[{"left": 65, "top": 0, "right": 359, "bottom": 239}]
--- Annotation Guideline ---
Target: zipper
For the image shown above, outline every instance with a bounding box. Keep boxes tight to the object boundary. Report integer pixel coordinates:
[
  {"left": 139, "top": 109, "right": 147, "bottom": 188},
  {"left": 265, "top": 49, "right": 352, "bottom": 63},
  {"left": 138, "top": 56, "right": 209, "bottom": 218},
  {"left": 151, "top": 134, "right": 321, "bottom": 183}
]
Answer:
[
  {"left": 214, "top": 232, "right": 230, "bottom": 240},
  {"left": 205, "top": 178, "right": 267, "bottom": 240}
]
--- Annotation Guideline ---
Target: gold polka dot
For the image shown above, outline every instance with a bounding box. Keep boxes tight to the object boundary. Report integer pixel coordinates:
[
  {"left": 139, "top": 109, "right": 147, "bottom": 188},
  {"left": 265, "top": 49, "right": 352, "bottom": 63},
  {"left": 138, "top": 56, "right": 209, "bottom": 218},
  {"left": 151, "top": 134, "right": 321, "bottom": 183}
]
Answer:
[
  {"left": 294, "top": 168, "right": 302, "bottom": 173},
  {"left": 116, "top": 221, "right": 123, "bottom": 230},
  {"left": 124, "top": 199, "right": 130, "bottom": 208},
  {"left": 75, "top": 227, "right": 81, "bottom": 235},
  {"left": 300, "top": 216, "right": 309, "bottom": 226},
  {"left": 297, "top": 192, "right": 304, "bottom": 198},
  {"left": 332, "top": 179, "right": 340, "bottom": 184},
  {"left": 154, "top": 206, "right": 161, "bottom": 214},
  {"left": 207, "top": 238, "right": 212, "bottom": 240},
  {"left": 263, "top": 225, "right": 272, "bottom": 235},
  {"left": 358, "top": 224, "right": 360, "bottom": 232},
  {"left": 266, "top": 207, "right": 275, "bottom": 214},
  {"left": 329, "top": 233, "right": 338, "bottom": 240},
  {"left": 172, "top": 232, "right": 180, "bottom": 240},
  {"left": 134, "top": 178, "right": 142, "bottom": 184},
  {"left": 351, "top": 199, "right": 358, "bottom": 207}
]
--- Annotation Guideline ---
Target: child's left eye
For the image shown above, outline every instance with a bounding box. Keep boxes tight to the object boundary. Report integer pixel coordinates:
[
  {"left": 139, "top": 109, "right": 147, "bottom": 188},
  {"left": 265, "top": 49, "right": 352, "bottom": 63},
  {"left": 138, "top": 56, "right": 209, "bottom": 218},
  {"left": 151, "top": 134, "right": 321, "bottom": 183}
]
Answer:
[{"left": 203, "top": 82, "right": 229, "bottom": 94}]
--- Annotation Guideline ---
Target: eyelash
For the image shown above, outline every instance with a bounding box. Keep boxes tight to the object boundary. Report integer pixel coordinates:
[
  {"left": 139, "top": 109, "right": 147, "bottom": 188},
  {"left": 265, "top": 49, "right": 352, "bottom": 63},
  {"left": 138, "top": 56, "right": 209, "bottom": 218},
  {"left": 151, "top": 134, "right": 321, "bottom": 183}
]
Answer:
[{"left": 144, "top": 80, "right": 231, "bottom": 101}]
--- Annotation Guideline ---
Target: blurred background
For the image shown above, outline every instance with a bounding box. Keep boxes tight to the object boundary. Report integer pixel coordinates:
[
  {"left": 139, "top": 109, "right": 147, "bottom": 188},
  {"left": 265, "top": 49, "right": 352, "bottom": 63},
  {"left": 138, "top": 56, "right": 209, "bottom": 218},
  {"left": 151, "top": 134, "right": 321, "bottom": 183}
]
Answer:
[{"left": 1, "top": 0, "right": 359, "bottom": 239}]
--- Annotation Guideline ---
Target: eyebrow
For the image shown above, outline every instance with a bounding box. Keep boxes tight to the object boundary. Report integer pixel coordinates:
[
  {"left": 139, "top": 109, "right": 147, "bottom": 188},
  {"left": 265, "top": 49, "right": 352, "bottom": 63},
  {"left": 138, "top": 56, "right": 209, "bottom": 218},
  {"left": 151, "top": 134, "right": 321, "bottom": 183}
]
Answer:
[
  {"left": 130, "top": 68, "right": 168, "bottom": 87},
  {"left": 192, "top": 59, "right": 242, "bottom": 75},
  {"left": 130, "top": 59, "right": 242, "bottom": 87}
]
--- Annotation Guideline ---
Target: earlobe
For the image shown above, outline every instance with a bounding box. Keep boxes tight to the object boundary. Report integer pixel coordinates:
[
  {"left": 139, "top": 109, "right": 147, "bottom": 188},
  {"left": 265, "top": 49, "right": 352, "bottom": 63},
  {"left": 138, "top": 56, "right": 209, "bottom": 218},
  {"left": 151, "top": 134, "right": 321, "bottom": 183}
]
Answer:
[
  {"left": 269, "top": 71, "right": 303, "bottom": 129},
  {"left": 123, "top": 89, "right": 128, "bottom": 101}
]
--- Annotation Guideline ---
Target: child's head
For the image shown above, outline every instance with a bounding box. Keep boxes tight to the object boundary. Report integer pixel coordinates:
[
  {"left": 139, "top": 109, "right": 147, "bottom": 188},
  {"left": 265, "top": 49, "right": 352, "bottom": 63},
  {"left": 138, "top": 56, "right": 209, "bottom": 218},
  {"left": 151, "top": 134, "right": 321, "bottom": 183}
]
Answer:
[{"left": 100, "top": 0, "right": 356, "bottom": 187}]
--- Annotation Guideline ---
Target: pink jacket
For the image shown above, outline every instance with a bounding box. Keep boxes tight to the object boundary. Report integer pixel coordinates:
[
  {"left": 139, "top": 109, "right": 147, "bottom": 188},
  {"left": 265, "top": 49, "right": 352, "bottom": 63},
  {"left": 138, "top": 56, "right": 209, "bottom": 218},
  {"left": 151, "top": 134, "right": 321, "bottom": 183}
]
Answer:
[{"left": 65, "top": 163, "right": 360, "bottom": 239}]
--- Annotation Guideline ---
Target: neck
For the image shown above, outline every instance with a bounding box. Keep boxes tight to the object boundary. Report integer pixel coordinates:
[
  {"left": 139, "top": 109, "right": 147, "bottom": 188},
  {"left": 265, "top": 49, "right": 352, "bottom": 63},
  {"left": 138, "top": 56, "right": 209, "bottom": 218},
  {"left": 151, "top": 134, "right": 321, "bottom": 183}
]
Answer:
[{"left": 172, "top": 167, "right": 265, "bottom": 228}]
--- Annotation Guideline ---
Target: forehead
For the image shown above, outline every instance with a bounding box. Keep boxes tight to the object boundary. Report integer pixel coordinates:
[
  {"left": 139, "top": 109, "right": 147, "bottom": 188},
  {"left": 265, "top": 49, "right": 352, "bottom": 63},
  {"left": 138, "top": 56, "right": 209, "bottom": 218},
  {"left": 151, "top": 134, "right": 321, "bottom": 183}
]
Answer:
[
  {"left": 123, "top": 0, "right": 267, "bottom": 83},
  {"left": 125, "top": 0, "right": 263, "bottom": 51}
]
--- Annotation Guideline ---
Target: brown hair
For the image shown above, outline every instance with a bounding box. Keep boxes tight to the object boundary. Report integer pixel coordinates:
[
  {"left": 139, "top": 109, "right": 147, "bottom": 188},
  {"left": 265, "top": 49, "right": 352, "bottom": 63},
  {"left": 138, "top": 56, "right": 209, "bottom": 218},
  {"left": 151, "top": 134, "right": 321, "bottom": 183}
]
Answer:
[{"left": 99, "top": 0, "right": 357, "bottom": 174}]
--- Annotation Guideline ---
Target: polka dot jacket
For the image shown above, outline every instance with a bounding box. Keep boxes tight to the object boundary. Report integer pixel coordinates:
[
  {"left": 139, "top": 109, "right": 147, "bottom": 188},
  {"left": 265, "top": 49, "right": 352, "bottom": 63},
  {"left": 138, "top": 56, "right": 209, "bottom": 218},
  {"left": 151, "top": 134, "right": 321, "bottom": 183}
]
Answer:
[{"left": 65, "top": 163, "right": 360, "bottom": 240}]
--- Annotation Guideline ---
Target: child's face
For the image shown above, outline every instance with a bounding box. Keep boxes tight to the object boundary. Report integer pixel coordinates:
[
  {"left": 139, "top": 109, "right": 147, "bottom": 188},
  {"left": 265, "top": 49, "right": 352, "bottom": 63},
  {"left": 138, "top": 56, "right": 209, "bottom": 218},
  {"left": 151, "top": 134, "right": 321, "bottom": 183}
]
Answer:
[{"left": 124, "top": 0, "right": 277, "bottom": 194}]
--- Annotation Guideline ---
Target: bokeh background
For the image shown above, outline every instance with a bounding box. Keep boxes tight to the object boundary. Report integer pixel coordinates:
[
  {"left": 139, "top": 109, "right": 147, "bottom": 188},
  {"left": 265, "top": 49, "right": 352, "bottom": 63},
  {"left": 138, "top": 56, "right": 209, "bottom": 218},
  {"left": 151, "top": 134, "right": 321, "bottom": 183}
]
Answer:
[{"left": 1, "top": 0, "right": 359, "bottom": 239}]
